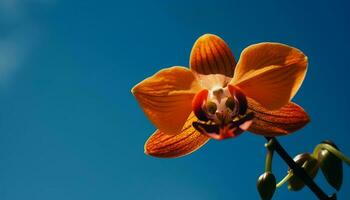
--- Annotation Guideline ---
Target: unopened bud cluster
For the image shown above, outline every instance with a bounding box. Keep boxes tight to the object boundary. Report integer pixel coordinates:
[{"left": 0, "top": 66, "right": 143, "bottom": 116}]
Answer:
[{"left": 257, "top": 140, "right": 345, "bottom": 200}]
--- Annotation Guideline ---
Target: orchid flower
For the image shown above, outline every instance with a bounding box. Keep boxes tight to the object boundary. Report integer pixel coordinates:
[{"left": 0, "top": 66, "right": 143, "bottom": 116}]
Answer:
[{"left": 132, "top": 34, "right": 309, "bottom": 158}]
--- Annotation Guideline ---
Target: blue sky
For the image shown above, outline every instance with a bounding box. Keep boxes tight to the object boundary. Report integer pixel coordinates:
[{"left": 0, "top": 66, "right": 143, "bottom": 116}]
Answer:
[{"left": 0, "top": 0, "right": 349, "bottom": 199}]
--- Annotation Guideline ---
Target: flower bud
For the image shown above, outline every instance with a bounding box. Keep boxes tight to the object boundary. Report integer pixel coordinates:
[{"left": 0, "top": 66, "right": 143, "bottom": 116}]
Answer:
[
  {"left": 288, "top": 153, "right": 319, "bottom": 191},
  {"left": 257, "top": 172, "right": 276, "bottom": 200},
  {"left": 318, "top": 140, "right": 343, "bottom": 191}
]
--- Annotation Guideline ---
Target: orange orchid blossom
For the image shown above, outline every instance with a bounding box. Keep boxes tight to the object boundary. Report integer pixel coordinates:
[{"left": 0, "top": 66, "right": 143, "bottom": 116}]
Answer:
[{"left": 132, "top": 34, "right": 310, "bottom": 158}]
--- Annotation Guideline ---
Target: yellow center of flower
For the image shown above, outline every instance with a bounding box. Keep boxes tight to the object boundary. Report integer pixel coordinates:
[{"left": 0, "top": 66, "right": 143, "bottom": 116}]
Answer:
[
  {"left": 205, "top": 87, "right": 239, "bottom": 125},
  {"left": 191, "top": 85, "right": 253, "bottom": 140}
]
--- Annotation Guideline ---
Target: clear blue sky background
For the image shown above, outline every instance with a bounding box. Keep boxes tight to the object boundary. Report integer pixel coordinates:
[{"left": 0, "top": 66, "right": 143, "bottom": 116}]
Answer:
[{"left": 0, "top": 0, "right": 349, "bottom": 199}]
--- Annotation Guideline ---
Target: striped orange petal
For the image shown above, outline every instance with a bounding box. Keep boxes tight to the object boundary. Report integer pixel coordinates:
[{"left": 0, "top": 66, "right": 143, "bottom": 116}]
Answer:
[
  {"left": 247, "top": 98, "right": 310, "bottom": 136},
  {"left": 145, "top": 113, "right": 210, "bottom": 158},
  {"left": 190, "top": 34, "right": 236, "bottom": 90}
]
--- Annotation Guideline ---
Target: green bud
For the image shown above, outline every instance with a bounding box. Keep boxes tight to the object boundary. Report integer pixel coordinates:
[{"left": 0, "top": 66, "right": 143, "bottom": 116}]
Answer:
[
  {"left": 225, "top": 97, "right": 235, "bottom": 111},
  {"left": 288, "top": 153, "right": 319, "bottom": 191},
  {"left": 318, "top": 140, "right": 343, "bottom": 191},
  {"left": 257, "top": 172, "right": 276, "bottom": 200},
  {"left": 206, "top": 101, "right": 217, "bottom": 114}
]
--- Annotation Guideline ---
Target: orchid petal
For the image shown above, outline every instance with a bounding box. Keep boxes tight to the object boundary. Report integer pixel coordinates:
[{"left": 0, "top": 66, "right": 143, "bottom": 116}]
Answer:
[
  {"left": 190, "top": 34, "right": 236, "bottom": 89},
  {"left": 231, "top": 43, "right": 308, "bottom": 110},
  {"left": 132, "top": 66, "right": 201, "bottom": 134},
  {"left": 145, "top": 113, "right": 210, "bottom": 158},
  {"left": 247, "top": 98, "right": 310, "bottom": 136}
]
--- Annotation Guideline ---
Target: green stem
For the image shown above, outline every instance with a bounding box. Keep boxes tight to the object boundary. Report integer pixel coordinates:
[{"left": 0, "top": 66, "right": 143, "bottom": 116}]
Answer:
[
  {"left": 276, "top": 172, "right": 293, "bottom": 188},
  {"left": 265, "top": 148, "right": 274, "bottom": 172},
  {"left": 313, "top": 144, "right": 350, "bottom": 165},
  {"left": 264, "top": 139, "right": 275, "bottom": 172},
  {"left": 275, "top": 160, "right": 309, "bottom": 188}
]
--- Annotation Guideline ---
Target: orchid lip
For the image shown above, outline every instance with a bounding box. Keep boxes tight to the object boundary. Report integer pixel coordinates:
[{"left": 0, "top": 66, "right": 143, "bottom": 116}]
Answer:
[{"left": 192, "top": 112, "right": 254, "bottom": 140}]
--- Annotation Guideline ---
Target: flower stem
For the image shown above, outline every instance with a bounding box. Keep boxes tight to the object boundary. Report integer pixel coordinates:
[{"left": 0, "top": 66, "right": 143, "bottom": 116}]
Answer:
[
  {"left": 265, "top": 147, "right": 274, "bottom": 172},
  {"left": 276, "top": 172, "right": 293, "bottom": 188},
  {"left": 313, "top": 144, "right": 350, "bottom": 165},
  {"left": 265, "top": 137, "right": 335, "bottom": 200}
]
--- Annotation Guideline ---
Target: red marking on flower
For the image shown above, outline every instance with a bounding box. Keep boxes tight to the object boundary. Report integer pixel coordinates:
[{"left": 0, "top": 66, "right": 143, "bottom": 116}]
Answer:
[
  {"left": 192, "top": 89, "right": 209, "bottom": 121},
  {"left": 228, "top": 85, "right": 248, "bottom": 115}
]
